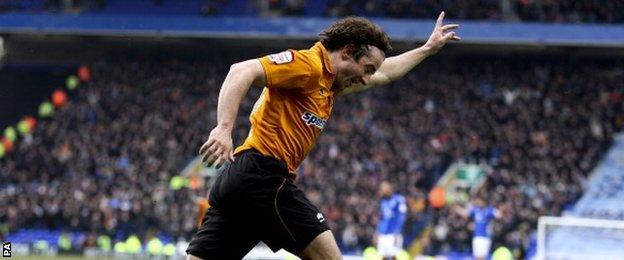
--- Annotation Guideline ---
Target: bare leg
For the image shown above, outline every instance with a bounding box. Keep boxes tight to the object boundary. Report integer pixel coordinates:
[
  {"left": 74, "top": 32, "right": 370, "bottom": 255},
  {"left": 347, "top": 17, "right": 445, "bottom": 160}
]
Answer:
[
  {"left": 186, "top": 254, "right": 203, "bottom": 260},
  {"left": 299, "top": 230, "right": 342, "bottom": 260}
]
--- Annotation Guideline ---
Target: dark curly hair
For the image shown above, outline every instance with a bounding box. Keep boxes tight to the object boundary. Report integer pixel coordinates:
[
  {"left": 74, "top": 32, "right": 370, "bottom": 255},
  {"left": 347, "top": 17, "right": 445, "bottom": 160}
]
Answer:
[{"left": 320, "top": 16, "right": 392, "bottom": 60}]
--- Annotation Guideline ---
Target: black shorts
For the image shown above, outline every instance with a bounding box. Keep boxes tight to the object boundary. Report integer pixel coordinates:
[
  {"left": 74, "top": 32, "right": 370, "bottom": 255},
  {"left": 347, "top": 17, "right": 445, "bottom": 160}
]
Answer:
[{"left": 186, "top": 149, "right": 330, "bottom": 259}]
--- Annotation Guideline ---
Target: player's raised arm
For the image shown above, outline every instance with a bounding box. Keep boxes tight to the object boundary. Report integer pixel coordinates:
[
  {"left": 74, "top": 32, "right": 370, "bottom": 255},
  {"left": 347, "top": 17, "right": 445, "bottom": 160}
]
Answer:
[
  {"left": 199, "top": 59, "right": 265, "bottom": 168},
  {"left": 373, "top": 11, "right": 460, "bottom": 84},
  {"left": 340, "top": 11, "right": 460, "bottom": 95},
  {"left": 452, "top": 204, "right": 471, "bottom": 219}
]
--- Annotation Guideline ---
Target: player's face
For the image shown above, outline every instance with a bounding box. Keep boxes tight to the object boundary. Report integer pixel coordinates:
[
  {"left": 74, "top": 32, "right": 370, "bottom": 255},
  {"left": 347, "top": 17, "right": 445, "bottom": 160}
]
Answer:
[
  {"left": 474, "top": 198, "right": 485, "bottom": 207},
  {"left": 378, "top": 181, "right": 392, "bottom": 197},
  {"left": 334, "top": 46, "right": 384, "bottom": 91}
]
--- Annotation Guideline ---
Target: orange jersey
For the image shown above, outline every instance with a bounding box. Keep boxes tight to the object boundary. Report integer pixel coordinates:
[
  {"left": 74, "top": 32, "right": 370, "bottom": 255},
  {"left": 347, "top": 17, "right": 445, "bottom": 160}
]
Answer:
[
  {"left": 196, "top": 198, "right": 210, "bottom": 228},
  {"left": 234, "top": 42, "right": 335, "bottom": 175}
]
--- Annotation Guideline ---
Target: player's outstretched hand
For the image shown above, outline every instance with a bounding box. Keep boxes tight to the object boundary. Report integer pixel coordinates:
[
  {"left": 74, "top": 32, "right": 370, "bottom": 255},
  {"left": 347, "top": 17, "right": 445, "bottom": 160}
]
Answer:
[
  {"left": 424, "top": 11, "right": 461, "bottom": 54},
  {"left": 199, "top": 125, "right": 235, "bottom": 169}
]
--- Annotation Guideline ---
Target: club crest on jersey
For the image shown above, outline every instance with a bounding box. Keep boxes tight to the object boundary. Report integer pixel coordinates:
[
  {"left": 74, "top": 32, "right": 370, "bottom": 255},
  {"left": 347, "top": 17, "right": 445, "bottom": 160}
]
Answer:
[
  {"left": 268, "top": 50, "right": 294, "bottom": 64},
  {"left": 301, "top": 111, "right": 326, "bottom": 129}
]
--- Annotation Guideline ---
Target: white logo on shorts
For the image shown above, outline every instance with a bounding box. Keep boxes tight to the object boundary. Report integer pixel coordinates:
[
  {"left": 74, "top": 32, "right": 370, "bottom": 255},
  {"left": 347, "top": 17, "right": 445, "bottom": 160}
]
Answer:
[{"left": 316, "top": 213, "right": 325, "bottom": 223}]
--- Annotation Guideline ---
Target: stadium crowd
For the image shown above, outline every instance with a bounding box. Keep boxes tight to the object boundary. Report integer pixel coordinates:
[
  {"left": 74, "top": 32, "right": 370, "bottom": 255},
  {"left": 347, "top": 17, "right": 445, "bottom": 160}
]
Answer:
[
  {"left": 0, "top": 53, "right": 622, "bottom": 256},
  {"left": 0, "top": 58, "right": 236, "bottom": 249},
  {"left": 416, "top": 60, "right": 623, "bottom": 256}
]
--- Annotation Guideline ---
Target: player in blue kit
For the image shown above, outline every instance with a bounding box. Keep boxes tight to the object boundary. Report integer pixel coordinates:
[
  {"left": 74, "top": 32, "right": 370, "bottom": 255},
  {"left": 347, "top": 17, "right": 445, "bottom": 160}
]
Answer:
[
  {"left": 454, "top": 196, "right": 502, "bottom": 260},
  {"left": 376, "top": 181, "right": 407, "bottom": 259}
]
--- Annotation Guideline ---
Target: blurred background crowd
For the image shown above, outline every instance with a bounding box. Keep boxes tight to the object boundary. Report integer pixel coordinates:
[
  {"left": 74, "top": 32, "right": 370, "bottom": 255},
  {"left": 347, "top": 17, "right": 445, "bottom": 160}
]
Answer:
[{"left": 1, "top": 53, "right": 622, "bottom": 256}]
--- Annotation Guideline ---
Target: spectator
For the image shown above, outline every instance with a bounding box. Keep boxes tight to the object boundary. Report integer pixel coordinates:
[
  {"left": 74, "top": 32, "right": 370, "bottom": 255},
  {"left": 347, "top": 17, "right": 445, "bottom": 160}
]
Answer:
[{"left": 0, "top": 55, "right": 622, "bottom": 257}]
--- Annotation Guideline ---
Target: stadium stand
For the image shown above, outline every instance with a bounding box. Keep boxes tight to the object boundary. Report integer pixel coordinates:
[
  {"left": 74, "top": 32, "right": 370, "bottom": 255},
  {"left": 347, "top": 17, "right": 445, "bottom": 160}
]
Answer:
[
  {"left": 573, "top": 133, "right": 624, "bottom": 220},
  {"left": 0, "top": 0, "right": 622, "bottom": 23},
  {"left": 1, "top": 54, "right": 622, "bottom": 257},
  {"left": 537, "top": 134, "right": 624, "bottom": 259}
]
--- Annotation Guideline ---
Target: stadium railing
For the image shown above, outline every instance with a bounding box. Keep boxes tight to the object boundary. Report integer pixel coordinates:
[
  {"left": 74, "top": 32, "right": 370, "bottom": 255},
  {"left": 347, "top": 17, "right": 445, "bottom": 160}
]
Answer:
[{"left": 0, "top": 14, "right": 623, "bottom": 47}]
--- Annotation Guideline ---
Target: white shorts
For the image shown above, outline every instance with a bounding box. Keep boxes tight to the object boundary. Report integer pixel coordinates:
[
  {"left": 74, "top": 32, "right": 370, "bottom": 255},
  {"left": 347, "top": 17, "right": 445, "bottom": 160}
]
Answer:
[
  {"left": 377, "top": 233, "right": 403, "bottom": 257},
  {"left": 472, "top": 236, "right": 491, "bottom": 258}
]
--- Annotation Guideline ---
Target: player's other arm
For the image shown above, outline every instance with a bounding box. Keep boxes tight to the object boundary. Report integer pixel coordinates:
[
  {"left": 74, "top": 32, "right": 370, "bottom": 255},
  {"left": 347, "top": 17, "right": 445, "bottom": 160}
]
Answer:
[
  {"left": 214, "top": 60, "right": 265, "bottom": 130},
  {"left": 452, "top": 204, "right": 471, "bottom": 219},
  {"left": 493, "top": 206, "right": 503, "bottom": 219},
  {"left": 199, "top": 59, "right": 265, "bottom": 168},
  {"left": 393, "top": 198, "right": 408, "bottom": 234},
  {"left": 341, "top": 11, "right": 460, "bottom": 95}
]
